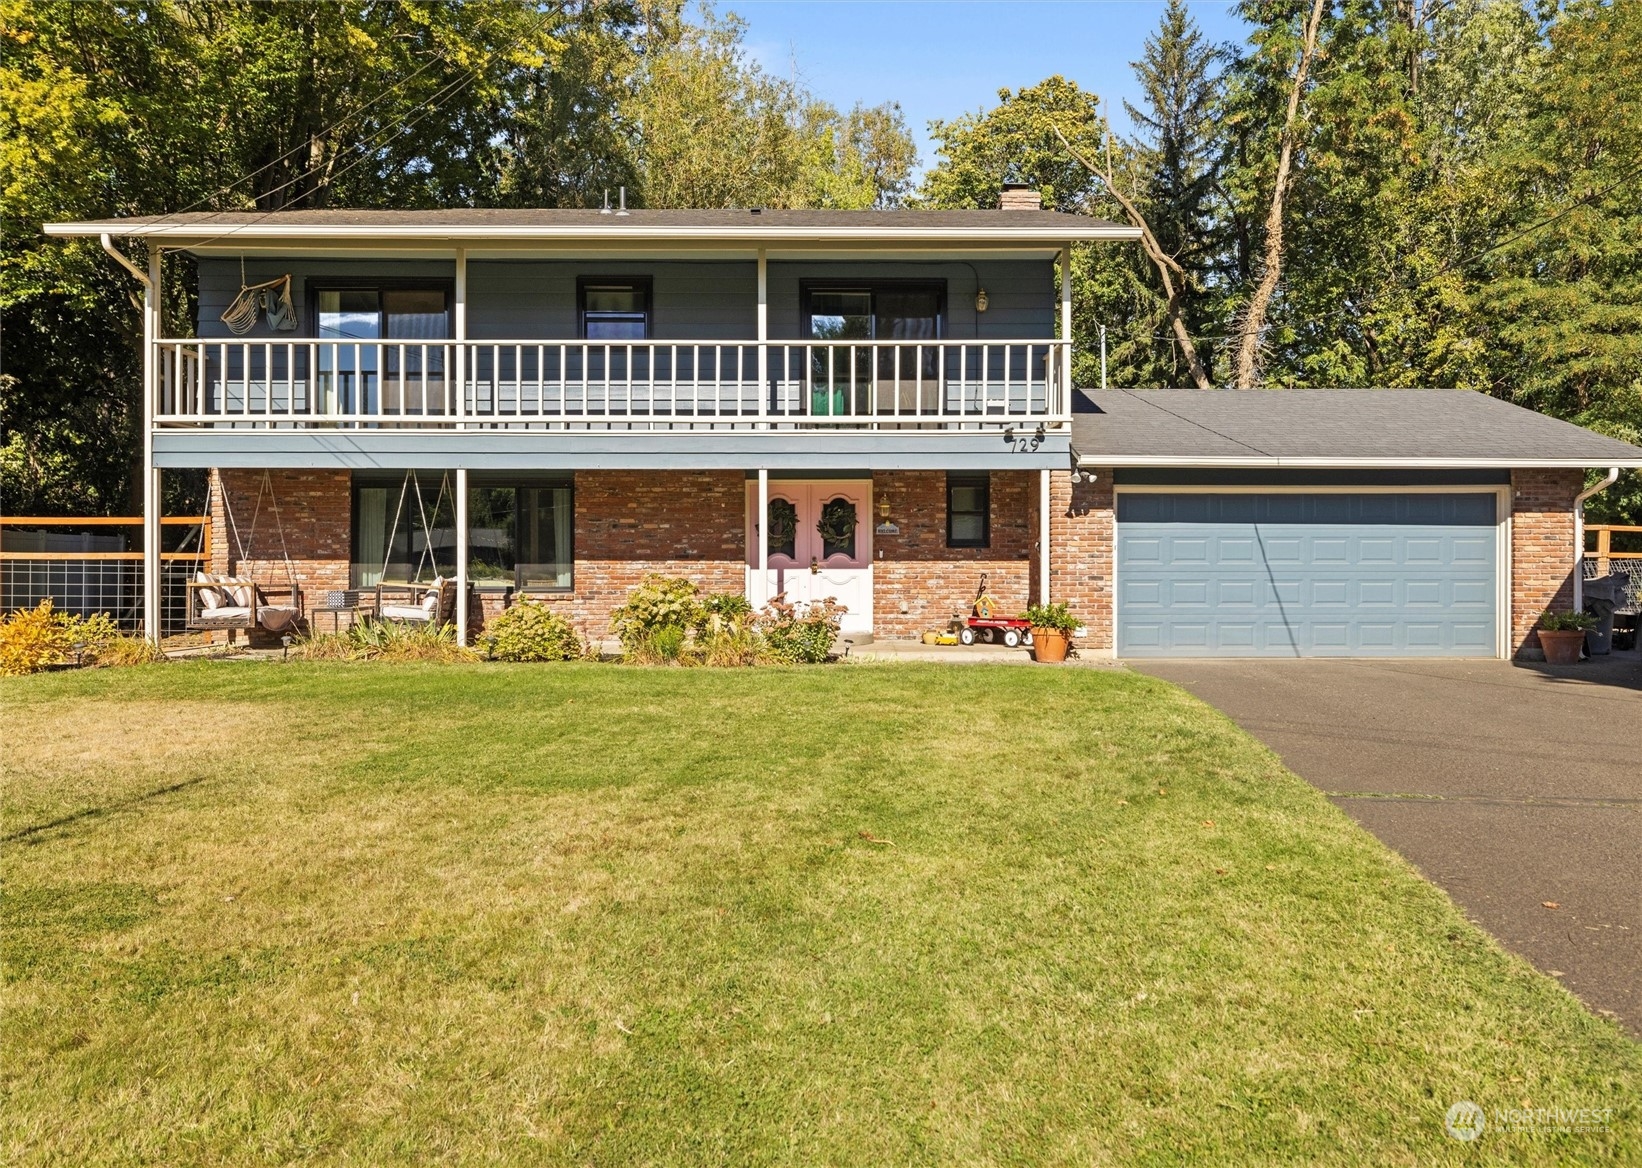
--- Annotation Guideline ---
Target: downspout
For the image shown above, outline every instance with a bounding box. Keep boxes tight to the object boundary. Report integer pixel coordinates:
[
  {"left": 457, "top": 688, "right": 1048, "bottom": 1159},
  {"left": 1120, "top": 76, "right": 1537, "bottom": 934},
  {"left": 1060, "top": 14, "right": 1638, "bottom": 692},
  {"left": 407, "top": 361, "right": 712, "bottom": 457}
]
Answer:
[
  {"left": 101, "top": 234, "right": 152, "bottom": 289},
  {"left": 1573, "top": 467, "right": 1620, "bottom": 610}
]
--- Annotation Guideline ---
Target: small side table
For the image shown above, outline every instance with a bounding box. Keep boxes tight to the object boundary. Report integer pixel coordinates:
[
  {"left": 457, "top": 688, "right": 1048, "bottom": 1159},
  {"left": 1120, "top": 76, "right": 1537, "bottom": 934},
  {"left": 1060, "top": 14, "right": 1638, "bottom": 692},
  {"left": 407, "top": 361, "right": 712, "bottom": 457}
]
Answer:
[{"left": 312, "top": 589, "right": 362, "bottom": 635}]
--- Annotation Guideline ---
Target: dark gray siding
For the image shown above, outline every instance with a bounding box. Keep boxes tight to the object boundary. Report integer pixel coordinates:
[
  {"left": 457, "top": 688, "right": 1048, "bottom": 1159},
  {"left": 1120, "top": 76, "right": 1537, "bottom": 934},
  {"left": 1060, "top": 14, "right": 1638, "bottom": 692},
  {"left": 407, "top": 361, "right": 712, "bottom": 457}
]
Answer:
[
  {"left": 194, "top": 256, "right": 1055, "bottom": 341},
  {"left": 195, "top": 258, "right": 454, "bottom": 339}
]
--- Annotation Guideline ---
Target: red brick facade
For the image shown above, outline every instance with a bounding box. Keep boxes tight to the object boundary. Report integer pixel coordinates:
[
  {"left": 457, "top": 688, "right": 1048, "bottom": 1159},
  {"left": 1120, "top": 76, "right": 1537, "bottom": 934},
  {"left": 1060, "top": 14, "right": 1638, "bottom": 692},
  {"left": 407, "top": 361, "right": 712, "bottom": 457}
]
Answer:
[
  {"left": 871, "top": 470, "right": 1039, "bottom": 639},
  {"left": 202, "top": 464, "right": 1586, "bottom": 657},
  {"left": 1509, "top": 467, "right": 1583, "bottom": 660},
  {"left": 1048, "top": 468, "right": 1115, "bottom": 652}
]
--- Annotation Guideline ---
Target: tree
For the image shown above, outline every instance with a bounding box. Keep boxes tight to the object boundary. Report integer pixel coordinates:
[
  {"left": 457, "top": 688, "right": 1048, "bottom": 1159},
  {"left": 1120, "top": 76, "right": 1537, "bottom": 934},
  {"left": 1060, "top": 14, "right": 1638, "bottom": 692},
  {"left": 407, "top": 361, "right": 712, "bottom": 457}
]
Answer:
[{"left": 1229, "top": 0, "right": 1327, "bottom": 388}]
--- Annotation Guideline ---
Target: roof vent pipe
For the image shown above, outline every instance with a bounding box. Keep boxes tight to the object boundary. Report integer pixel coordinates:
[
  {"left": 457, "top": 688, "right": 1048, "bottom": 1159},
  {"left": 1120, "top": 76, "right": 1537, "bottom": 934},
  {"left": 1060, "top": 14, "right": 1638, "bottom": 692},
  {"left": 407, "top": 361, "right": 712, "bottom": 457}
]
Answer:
[
  {"left": 617, "top": 186, "right": 629, "bottom": 216},
  {"left": 600, "top": 189, "right": 612, "bottom": 215}
]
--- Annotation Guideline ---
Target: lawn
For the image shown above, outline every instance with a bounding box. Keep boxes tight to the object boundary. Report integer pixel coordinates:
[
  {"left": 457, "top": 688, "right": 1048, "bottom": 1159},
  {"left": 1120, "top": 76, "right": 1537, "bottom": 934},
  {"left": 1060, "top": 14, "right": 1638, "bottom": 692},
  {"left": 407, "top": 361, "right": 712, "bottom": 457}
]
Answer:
[{"left": 3, "top": 661, "right": 1636, "bottom": 1166}]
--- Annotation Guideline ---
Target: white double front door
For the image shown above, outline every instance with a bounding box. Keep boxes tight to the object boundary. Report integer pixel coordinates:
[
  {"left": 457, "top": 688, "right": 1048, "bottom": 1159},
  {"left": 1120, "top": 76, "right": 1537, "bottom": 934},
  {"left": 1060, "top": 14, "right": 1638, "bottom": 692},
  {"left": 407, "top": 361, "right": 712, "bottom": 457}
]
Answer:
[{"left": 747, "top": 479, "right": 873, "bottom": 636}]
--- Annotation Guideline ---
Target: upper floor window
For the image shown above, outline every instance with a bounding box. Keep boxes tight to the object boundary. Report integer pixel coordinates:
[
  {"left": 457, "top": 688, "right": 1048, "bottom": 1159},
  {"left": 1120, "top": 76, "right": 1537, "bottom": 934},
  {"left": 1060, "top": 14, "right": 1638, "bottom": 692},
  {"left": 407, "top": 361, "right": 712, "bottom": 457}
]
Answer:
[
  {"left": 579, "top": 278, "right": 651, "bottom": 340},
  {"left": 803, "top": 282, "right": 943, "bottom": 341},
  {"left": 315, "top": 285, "right": 450, "bottom": 339}
]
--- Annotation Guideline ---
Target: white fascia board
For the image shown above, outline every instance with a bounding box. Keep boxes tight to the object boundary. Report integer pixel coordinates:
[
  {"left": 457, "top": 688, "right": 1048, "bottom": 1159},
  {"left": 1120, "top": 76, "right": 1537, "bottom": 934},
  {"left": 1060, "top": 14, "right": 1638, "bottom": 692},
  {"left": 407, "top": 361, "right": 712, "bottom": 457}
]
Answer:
[
  {"left": 45, "top": 221, "right": 1142, "bottom": 244},
  {"left": 1074, "top": 453, "right": 1642, "bottom": 469}
]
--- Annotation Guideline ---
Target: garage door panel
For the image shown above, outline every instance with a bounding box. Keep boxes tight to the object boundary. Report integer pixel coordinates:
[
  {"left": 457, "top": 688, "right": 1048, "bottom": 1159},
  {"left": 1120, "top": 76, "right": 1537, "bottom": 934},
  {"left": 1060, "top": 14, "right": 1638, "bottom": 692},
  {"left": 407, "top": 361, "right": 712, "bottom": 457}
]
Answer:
[{"left": 1116, "top": 492, "right": 1498, "bottom": 658}]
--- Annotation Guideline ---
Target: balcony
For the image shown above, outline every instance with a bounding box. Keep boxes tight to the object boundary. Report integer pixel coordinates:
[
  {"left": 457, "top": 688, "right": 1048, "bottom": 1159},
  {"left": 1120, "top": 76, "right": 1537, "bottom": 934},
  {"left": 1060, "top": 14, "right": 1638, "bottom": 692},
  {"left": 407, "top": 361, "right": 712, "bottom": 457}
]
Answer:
[{"left": 154, "top": 338, "right": 1072, "bottom": 432}]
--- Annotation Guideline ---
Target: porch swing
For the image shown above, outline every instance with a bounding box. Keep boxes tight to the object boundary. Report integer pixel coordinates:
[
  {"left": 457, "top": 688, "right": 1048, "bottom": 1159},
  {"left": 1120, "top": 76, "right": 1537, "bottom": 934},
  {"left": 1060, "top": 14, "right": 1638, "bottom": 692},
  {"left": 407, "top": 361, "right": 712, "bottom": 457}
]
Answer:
[
  {"left": 186, "top": 471, "right": 305, "bottom": 633},
  {"left": 370, "top": 470, "right": 456, "bottom": 626}
]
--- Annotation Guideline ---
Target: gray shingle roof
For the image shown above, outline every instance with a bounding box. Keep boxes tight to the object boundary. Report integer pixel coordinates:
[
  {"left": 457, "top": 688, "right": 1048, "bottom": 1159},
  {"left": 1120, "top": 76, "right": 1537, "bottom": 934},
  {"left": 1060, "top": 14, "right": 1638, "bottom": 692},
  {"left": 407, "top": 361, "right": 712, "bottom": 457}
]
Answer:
[{"left": 1071, "top": 388, "right": 1642, "bottom": 468}]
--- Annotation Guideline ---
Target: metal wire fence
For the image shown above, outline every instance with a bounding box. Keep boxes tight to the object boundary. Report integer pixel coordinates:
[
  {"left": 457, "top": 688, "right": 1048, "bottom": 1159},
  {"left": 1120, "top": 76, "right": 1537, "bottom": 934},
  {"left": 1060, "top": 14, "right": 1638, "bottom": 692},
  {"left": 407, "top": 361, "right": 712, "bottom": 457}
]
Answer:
[
  {"left": 0, "top": 560, "right": 199, "bottom": 635},
  {"left": 1, "top": 517, "right": 209, "bottom": 636}
]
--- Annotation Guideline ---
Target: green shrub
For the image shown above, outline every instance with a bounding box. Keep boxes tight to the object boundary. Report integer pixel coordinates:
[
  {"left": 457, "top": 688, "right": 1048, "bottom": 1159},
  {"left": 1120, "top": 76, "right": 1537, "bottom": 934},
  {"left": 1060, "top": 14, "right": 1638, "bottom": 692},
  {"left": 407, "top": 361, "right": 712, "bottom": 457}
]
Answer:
[
  {"left": 758, "top": 596, "right": 844, "bottom": 664},
  {"left": 612, "top": 575, "right": 702, "bottom": 659},
  {"left": 482, "top": 599, "right": 582, "bottom": 662},
  {"left": 1022, "top": 601, "right": 1079, "bottom": 633},
  {"left": 1538, "top": 610, "right": 1596, "bottom": 632}
]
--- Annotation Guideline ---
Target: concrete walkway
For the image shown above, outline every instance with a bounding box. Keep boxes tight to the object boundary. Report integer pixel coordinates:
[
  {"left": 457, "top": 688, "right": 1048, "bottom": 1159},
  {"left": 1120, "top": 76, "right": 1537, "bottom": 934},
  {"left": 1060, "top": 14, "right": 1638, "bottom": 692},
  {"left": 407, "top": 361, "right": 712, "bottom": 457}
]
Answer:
[{"left": 1134, "top": 651, "right": 1642, "bottom": 1034}]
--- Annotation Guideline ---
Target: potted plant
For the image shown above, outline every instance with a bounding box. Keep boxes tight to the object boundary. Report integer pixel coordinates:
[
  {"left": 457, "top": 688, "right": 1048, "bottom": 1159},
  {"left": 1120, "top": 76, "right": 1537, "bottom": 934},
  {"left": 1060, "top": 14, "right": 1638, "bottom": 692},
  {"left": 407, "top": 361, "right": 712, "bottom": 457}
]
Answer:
[
  {"left": 1023, "top": 601, "right": 1078, "bottom": 664},
  {"left": 1536, "top": 610, "right": 1594, "bottom": 665}
]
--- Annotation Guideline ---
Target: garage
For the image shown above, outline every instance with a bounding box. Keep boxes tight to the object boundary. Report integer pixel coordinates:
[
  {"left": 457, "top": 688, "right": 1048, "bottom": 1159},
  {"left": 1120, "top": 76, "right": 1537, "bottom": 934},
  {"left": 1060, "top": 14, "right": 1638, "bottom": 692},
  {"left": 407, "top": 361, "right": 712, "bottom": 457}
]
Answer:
[{"left": 1115, "top": 490, "right": 1502, "bottom": 658}]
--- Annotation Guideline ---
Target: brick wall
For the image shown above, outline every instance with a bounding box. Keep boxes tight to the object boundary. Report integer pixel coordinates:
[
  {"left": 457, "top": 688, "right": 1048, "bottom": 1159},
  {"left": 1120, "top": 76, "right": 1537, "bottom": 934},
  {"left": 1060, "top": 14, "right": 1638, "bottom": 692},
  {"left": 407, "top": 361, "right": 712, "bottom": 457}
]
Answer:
[
  {"left": 871, "top": 470, "right": 1038, "bottom": 639},
  {"left": 1510, "top": 467, "right": 1583, "bottom": 660},
  {"left": 552, "top": 469, "right": 747, "bottom": 637},
  {"left": 1048, "top": 468, "right": 1115, "bottom": 652}
]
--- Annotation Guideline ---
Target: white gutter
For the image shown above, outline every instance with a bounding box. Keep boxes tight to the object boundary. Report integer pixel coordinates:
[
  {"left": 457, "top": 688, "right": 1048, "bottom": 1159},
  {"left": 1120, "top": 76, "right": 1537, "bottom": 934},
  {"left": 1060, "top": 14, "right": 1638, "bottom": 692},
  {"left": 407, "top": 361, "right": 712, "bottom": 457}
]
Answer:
[
  {"left": 100, "top": 233, "right": 151, "bottom": 288},
  {"left": 1074, "top": 454, "right": 1642, "bottom": 470},
  {"left": 1573, "top": 466, "right": 1621, "bottom": 609}
]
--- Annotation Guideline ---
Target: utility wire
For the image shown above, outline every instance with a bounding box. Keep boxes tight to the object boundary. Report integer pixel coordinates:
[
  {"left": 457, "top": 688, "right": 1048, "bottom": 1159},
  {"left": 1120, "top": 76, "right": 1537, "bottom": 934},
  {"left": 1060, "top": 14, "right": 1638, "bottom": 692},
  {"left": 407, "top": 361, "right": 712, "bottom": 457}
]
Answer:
[{"left": 132, "top": 1, "right": 565, "bottom": 245}]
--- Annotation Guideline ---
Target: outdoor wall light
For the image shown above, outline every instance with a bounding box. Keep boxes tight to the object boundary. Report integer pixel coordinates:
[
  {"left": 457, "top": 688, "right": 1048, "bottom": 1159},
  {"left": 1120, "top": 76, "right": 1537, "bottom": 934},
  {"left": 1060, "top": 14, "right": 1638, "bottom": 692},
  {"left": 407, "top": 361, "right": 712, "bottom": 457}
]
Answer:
[
  {"left": 878, "top": 499, "right": 891, "bottom": 520},
  {"left": 975, "top": 287, "right": 989, "bottom": 312}
]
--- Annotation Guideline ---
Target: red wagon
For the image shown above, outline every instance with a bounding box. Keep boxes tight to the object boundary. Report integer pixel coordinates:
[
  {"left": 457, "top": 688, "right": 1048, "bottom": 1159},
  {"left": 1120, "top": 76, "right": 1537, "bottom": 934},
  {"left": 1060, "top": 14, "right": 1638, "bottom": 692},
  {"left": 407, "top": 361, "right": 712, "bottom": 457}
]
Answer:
[{"left": 960, "top": 616, "right": 1034, "bottom": 648}]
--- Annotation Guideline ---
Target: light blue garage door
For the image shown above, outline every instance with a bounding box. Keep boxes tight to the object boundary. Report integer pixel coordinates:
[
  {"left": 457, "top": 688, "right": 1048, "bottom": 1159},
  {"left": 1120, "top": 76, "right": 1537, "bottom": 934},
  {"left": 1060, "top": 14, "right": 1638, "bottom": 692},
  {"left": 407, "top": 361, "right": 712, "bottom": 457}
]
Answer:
[{"left": 1116, "top": 492, "right": 1499, "bottom": 658}]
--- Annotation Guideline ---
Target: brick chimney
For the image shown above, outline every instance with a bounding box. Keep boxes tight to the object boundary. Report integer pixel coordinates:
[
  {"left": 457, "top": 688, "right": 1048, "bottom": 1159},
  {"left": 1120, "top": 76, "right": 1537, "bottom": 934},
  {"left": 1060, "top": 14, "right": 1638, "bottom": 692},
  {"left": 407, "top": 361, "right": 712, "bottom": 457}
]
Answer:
[{"left": 1000, "top": 183, "right": 1043, "bottom": 211}]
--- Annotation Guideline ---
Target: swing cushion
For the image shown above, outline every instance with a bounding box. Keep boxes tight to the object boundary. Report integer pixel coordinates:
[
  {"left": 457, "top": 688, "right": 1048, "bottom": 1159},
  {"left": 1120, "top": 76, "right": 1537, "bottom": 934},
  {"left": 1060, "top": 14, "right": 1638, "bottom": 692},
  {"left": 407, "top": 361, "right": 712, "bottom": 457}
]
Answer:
[{"left": 380, "top": 577, "right": 445, "bottom": 623}]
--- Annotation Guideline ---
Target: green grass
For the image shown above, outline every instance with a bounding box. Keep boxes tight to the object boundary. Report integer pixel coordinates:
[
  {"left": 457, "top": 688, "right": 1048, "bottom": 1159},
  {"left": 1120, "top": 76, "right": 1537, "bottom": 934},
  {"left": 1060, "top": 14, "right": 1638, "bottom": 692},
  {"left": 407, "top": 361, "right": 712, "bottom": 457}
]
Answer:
[{"left": 2, "top": 661, "right": 1636, "bottom": 1166}]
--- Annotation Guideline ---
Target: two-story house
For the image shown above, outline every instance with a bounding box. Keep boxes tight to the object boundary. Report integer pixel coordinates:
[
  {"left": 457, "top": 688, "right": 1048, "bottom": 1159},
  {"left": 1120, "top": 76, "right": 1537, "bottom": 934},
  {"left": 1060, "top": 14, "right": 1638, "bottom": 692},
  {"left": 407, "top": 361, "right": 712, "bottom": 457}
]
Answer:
[{"left": 46, "top": 195, "right": 1642, "bottom": 658}]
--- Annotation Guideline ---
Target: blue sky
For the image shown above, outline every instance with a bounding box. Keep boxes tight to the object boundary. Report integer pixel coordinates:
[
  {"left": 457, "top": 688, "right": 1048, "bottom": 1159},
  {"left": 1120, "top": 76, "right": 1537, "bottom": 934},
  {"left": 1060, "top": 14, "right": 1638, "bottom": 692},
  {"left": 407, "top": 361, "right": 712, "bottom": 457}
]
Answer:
[{"left": 717, "top": 1, "right": 1252, "bottom": 177}]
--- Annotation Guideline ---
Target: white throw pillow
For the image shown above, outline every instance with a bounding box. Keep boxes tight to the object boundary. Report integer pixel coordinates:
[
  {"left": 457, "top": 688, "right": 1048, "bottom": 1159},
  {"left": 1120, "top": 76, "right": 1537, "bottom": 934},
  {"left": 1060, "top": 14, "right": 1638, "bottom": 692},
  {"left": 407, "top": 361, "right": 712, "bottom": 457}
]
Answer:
[
  {"left": 195, "top": 571, "right": 221, "bottom": 611},
  {"left": 217, "top": 575, "right": 253, "bottom": 607}
]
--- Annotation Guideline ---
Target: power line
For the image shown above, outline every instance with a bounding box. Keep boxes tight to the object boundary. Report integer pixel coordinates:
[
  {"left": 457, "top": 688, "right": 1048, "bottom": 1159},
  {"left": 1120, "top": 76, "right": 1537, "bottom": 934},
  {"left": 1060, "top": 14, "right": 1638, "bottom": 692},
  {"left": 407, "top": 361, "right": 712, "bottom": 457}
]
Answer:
[{"left": 137, "top": 1, "right": 566, "bottom": 245}]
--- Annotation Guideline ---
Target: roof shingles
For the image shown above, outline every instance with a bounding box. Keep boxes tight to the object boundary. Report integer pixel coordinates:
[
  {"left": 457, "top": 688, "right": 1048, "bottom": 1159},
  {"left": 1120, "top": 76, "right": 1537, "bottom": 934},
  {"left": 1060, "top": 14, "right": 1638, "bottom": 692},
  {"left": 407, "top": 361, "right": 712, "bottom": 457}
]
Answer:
[{"left": 1070, "top": 388, "right": 1642, "bottom": 467}]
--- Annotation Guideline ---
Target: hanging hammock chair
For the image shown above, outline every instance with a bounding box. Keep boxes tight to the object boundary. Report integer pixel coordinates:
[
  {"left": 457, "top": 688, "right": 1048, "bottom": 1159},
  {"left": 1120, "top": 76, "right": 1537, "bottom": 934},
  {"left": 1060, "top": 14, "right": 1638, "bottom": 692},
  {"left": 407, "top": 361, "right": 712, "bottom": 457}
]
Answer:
[
  {"left": 371, "top": 470, "right": 455, "bottom": 626},
  {"left": 187, "top": 470, "right": 305, "bottom": 633},
  {"left": 221, "top": 258, "right": 298, "bottom": 335}
]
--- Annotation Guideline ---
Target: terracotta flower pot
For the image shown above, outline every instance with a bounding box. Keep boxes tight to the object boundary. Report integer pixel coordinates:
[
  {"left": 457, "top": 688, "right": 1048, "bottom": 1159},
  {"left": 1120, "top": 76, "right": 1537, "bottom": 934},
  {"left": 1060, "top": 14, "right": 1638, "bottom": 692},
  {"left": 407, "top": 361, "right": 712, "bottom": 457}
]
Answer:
[
  {"left": 1031, "top": 628, "right": 1070, "bottom": 663},
  {"left": 1537, "top": 628, "right": 1586, "bottom": 665}
]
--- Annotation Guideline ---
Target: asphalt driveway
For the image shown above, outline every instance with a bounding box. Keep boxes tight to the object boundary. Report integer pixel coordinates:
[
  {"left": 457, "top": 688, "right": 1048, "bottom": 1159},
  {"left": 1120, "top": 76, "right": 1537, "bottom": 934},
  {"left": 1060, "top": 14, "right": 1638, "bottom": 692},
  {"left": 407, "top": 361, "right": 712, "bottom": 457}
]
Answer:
[{"left": 1134, "top": 653, "right": 1642, "bottom": 1034}]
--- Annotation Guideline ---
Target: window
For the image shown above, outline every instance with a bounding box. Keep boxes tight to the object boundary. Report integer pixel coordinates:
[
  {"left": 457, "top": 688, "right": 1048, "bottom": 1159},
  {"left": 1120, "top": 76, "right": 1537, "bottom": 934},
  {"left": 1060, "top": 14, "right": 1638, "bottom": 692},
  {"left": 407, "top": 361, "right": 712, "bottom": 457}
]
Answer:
[
  {"left": 351, "top": 472, "right": 458, "bottom": 588},
  {"left": 313, "top": 283, "right": 451, "bottom": 414},
  {"left": 466, "top": 478, "right": 573, "bottom": 590},
  {"left": 315, "top": 286, "right": 451, "bottom": 339},
  {"left": 351, "top": 473, "right": 573, "bottom": 591},
  {"left": 579, "top": 278, "right": 651, "bottom": 339},
  {"left": 947, "top": 473, "right": 990, "bottom": 548},
  {"left": 802, "top": 282, "right": 943, "bottom": 342}
]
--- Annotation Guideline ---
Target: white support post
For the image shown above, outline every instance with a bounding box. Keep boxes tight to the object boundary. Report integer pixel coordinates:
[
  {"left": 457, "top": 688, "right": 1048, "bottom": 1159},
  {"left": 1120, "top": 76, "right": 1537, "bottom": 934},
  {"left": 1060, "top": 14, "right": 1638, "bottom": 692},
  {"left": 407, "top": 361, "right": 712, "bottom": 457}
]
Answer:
[
  {"left": 756, "top": 248, "right": 768, "bottom": 421},
  {"left": 454, "top": 247, "right": 467, "bottom": 424},
  {"left": 1059, "top": 247, "right": 1073, "bottom": 335},
  {"left": 453, "top": 248, "right": 470, "bottom": 646},
  {"left": 1039, "top": 468, "right": 1051, "bottom": 606},
  {"left": 455, "top": 466, "right": 469, "bottom": 647},
  {"left": 756, "top": 468, "right": 769, "bottom": 607},
  {"left": 143, "top": 246, "right": 162, "bottom": 644}
]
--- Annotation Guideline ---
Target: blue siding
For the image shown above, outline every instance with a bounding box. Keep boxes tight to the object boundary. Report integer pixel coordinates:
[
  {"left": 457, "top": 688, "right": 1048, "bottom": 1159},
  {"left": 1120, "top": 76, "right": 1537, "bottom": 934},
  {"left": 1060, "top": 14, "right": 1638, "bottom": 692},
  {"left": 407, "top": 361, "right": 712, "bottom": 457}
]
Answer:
[
  {"left": 1116, "top": 492, "right": 1499, "bottom": 658},
  {"left": 193, "top": 257, "right": 1054, "bottom": 341}
]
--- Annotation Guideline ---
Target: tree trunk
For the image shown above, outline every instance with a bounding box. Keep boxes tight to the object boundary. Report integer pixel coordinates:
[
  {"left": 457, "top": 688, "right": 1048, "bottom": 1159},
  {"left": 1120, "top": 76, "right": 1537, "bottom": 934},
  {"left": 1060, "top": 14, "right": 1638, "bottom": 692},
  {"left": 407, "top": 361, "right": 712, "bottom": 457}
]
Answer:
[
  {"left": 1054, "top": 125, "right": 1213, "bottom": 388},
  {"left": 1232, "top": 0, "right": 1327, "bottom": 389}
]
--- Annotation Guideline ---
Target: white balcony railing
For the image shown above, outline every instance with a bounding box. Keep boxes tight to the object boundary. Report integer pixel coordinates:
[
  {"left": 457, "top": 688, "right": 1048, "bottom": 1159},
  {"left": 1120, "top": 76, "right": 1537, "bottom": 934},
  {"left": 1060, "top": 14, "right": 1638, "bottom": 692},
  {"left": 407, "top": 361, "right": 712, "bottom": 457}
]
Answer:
[{"left": 154, "top": 339, "right": 1072, "bottom": 430}]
